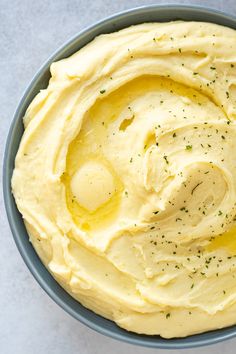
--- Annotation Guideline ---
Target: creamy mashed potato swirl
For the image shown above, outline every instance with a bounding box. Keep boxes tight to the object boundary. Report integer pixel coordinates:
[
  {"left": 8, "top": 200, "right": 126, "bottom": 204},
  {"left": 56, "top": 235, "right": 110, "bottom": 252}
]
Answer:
[{"left": 12, "top": 22, "right": 236, "bottom": 337}]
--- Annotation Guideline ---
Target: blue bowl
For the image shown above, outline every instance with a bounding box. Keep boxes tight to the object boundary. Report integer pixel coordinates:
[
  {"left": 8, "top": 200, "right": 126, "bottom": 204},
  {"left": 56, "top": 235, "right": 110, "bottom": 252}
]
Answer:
[{"left": 3, "top": 4, "right": 236, "bottom": 349}]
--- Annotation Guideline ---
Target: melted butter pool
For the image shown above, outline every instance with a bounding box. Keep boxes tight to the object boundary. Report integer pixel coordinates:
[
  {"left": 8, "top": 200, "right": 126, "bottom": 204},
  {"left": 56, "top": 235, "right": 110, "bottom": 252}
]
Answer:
[
  {"left": 206, "top": 225, "right": 236, "bottom": 255},
  {"left": 62, "top": 118, "right": 123, "bottom": 231}
]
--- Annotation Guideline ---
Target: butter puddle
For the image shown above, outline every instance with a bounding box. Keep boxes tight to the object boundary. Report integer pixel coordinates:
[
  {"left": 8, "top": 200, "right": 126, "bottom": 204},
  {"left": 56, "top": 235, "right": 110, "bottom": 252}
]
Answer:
[
  {"left": 206, "top": 225, "right": 236, "bottom": 254},
  {"left": 62, "top": 120, "right": 123, "bottom": 231}
]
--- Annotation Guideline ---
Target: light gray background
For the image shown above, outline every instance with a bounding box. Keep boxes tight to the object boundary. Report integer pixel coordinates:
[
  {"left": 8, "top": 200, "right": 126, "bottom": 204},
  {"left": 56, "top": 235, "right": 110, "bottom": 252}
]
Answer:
[{"left": 1, "top": 0, "right": 236, "bottom": 353}]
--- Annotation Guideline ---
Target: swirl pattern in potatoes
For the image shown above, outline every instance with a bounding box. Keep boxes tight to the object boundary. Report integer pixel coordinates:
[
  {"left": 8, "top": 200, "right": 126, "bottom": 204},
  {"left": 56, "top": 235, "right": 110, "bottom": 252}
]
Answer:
[{"left": 12, "top": 21, "right": 236, "bottom": 338}]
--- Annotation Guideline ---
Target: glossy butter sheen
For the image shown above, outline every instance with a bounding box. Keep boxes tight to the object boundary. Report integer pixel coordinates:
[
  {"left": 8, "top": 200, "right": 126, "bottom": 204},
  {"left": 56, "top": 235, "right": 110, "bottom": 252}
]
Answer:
[{"left": 12, "top": 21, "right": 236, "bottom": 338}]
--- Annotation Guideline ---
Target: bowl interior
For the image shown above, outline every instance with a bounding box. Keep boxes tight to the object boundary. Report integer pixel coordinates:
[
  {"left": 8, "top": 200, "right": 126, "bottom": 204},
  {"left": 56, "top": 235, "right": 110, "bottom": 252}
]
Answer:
[{"left": 3, "top": 4, "right": 236, "bottom": 349}]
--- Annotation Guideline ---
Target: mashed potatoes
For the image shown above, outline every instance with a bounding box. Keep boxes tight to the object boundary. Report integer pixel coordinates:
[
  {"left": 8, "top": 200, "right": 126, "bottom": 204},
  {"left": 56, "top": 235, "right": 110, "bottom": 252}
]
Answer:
[{"left": 12, "top": 21, "right": 236, "bottom": 337}]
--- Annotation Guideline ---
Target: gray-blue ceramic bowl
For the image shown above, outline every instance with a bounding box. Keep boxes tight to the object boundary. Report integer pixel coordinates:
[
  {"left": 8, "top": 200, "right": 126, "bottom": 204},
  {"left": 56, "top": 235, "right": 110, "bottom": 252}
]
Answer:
[{"left": 3, "top": 4, "right": 236, "bottom": 349}]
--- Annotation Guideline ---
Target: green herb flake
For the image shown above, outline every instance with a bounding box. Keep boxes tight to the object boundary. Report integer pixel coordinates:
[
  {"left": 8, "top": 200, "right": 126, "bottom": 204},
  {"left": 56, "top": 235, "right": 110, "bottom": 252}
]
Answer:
[
  {"left": 163, "top": 155, "right": 169, "bottom": 164},
  {"left": 191, "top": 181, "right": 203, "bottom": 195},
  {"left": 186, "top": 145, "right": 192, "bottom": 150}
]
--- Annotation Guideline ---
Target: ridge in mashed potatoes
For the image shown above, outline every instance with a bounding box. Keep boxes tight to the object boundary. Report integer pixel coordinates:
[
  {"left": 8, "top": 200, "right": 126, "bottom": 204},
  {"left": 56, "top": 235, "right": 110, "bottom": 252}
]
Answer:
[{"left": 12, "top": 21, "right": 236, "bottom": 338}]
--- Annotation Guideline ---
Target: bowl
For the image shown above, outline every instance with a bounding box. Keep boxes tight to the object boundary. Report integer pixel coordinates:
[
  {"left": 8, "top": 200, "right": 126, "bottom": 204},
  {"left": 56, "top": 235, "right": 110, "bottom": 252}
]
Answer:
[{"left": 3, "top": 4, "right": 236, "bottom": 349}]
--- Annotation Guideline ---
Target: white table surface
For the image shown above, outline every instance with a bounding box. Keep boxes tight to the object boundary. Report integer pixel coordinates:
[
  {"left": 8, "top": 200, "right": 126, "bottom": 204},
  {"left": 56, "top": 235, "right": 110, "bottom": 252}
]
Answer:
[{"left": 1, "top": 0, "right": 236, "bottom": 353}]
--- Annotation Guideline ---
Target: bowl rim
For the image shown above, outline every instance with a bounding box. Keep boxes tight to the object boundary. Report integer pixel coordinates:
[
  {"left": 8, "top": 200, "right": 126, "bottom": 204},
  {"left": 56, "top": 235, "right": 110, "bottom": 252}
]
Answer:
[{"left": 3, "top": 3, "right": 236, "bottom": 349}]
